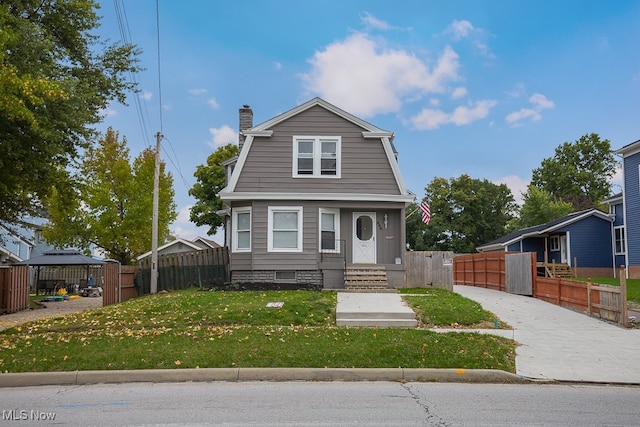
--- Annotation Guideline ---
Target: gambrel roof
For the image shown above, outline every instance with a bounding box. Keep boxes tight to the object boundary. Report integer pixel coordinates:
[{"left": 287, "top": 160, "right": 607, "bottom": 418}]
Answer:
[
  {"left": 220, "top": 97, "right": 414, "bottom": 203},
  {"left": 477, "top": 209, "right": 614, "bottom": 252}
]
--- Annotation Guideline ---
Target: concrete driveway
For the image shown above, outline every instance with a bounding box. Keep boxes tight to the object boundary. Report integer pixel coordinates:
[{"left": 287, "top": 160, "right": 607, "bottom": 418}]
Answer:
[{"left": 454, "top": 285, "right": 640, "bottom": 383}]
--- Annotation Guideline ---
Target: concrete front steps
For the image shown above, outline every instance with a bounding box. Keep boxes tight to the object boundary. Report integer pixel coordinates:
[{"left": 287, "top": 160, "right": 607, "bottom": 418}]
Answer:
[{"left": 336, "top": 293, "right": 418, "bottom": 328}]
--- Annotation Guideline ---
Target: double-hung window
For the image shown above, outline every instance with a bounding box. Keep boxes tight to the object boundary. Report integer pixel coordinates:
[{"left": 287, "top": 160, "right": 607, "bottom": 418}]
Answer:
[
  {"left": 550, "top": 235, "right": 560, "bottom": 252},
  {"left": 614, "top": 226, "right": 626, "bottom": 255},
  {"left": 319, "top": 208, "right": 340, "bottom": 253},
  {"left": 268, "top": 207, "right": 303, "bottom": 252},
  {"left": 293, "top": 136, "right": 341, "bottom": 178},
  {"left": 233, "top": 207, "right": 251, "bottom": 252}
]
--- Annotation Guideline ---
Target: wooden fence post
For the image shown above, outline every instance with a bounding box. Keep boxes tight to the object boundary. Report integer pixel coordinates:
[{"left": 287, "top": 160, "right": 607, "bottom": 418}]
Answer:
[
  {"left": 586, "top": 278, "right": 592, "bottom": 316},
  {"left": 620, "top": 266, "right": 628, "bottom": 327}
]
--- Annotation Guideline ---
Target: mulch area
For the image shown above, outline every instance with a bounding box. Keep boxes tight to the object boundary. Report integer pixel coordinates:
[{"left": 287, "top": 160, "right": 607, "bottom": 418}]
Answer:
[{"left": 0, "top": 296, "right": 103, "bottom": 332}]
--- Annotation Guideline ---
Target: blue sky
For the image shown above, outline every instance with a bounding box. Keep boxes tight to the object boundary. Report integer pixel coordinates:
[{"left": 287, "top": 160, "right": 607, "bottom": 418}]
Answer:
[{"left": 95, "top": 1, "right": 640, "bottom": 244}]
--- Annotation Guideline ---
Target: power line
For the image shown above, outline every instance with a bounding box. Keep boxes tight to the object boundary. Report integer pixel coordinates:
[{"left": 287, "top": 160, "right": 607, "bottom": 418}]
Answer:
[
  {"left": 162, "top": 136, "right": 192, "bottom": 191},
  {"left": 112, "top": 0, "right": 153, "bottom": 149}
]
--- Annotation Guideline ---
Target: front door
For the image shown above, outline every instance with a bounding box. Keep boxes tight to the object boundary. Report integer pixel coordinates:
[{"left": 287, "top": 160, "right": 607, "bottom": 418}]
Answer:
[
  {"left": 353, "top": 212, "right": 376, "bottom": 263},
  {"left": 560, "top": 235, "right": 568, "bottom": 264}
]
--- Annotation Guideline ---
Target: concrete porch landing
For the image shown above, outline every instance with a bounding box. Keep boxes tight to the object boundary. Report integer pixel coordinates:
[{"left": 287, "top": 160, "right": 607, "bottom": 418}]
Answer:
[{"left": 336, "top": 293, "right": 418, "bottom": 328}]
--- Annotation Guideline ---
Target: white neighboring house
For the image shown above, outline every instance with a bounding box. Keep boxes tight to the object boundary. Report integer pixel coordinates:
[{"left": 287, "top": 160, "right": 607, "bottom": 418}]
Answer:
[{"left": 137, "top": 237, "right": 221, "bottom": 262}]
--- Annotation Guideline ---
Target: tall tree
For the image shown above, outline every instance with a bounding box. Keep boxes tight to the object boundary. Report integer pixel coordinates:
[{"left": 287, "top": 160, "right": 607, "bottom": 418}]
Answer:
[
  {"left": 189, "top": 143, "right": 239, "bottom": 235},
  {"left": 0, "top": 0, "right": 139, "bottom": 228},
  {"left": 408, "top": 175, "right": 516, "bottom": 253},
  {"left": 43, "top": 128, "right": 176, "bottom": 264},
  {"left": 530, "top": 133, "right": 617, "bottom": 210},
  {"left": 509, "top": 185, "right": 574, "bottom": 230}
]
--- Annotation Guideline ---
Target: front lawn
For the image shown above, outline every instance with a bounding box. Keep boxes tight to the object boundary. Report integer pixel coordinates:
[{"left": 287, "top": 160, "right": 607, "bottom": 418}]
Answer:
[
  {"left": 0, "top": 289, "right": 515, "bottom": 373},
  {"left": 399, "top": 288, "right": 507, "bottom": 328}
]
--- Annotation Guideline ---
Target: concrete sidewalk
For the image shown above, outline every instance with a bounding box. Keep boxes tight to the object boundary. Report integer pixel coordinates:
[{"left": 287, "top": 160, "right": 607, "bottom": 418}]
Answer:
[
  {"left": 336, "top": 292, "right": 418, "bottom": 327},
  {"left": 454, "top": 285, "right": 640, "bottom": 384}
]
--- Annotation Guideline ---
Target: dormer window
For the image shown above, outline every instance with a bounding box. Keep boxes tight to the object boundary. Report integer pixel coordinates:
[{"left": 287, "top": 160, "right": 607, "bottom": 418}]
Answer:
[{"left": 293, "top": 136, "right": 341, "bottom": 178}]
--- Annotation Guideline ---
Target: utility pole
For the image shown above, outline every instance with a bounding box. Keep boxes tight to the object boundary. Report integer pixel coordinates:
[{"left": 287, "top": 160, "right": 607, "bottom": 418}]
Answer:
[{"left": 150, "top": 131, "right": 162, "bottom": 294}]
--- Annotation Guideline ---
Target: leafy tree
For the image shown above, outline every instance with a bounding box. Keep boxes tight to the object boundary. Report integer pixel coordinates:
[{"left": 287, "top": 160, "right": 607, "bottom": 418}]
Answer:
[
  {"left": 509, "top": 185, "right": 573, "bottom": 230},
  {"left": 0, "top": 0, "right": 139, "bottom": 228},
  {"left": 407, "top": 175, "right": 516, "bottom": 253},
  {"left": 531, "top": 133, "right": 617, "bottom": 210},
  {"left": 43, "top": 128, "right": 176, "bottom": 264},
  {"left": 189, "top": 143, "right": 239, "bottom": 235}
]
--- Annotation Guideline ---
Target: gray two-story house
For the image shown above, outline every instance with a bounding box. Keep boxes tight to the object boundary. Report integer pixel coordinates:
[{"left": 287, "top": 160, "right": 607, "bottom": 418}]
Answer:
[{"left": 219, "top": 98, "right": 415, "bottom": 289}]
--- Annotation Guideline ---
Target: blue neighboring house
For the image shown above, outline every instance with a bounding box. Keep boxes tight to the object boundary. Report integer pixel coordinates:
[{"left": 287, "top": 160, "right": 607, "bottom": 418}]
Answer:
[
  {"left": 477, "top": 209, "right": 615, "bottom": 278},
  {"left": 605, "top": 138, "right": 640, "bottom": 279}
]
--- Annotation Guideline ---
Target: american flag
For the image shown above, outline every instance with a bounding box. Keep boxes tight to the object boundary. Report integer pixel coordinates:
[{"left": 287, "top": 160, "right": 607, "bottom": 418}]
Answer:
[{"left": 419, "top": 201, "right": 431, "bottom": 225}]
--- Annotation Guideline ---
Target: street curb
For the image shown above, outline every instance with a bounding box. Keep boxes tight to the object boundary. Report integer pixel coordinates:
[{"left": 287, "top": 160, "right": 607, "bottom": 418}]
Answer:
[{"left": 0, "top": 368, "right": 526, "bottom": 387}]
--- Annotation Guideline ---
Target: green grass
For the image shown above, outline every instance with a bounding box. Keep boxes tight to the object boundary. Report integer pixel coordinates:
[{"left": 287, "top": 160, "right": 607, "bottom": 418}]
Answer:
[
  {"left": 0, "top": 289, "right": 515, "bottom": 373},
  {"left": 399, "top": 288, "right": 506, "bottom": 328},
  {"left": 573, "top": 277, "right": 640, "bottom": 305}
]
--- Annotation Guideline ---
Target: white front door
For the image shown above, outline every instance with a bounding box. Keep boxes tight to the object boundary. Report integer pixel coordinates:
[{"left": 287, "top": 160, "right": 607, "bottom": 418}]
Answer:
[
  {"left": 353, "top": 212, "right": 376, "bottom": 263},
  {"left": 560, "top": 235, "right": 568, "bottom": 264}
]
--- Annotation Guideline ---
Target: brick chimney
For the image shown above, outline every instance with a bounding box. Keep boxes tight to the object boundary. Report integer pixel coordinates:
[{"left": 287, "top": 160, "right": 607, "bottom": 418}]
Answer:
[{"left": 238, "top": 104, "right": 253, "bottom": 151}]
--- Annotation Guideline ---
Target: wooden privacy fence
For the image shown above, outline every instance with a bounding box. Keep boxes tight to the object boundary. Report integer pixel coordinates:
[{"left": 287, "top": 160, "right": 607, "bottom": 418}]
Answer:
[
  {"left": 453, "top": 252, "right": 512, "bottom": 291},
  {"left": 454, "top": 252, "right": 630, "bottom": 326},
  {"left": 535, "top": 271, "right": 628, "bottom": 326},
  {"left": 0, "top": 265, "right": 30, "bottom": 314},
  {"left": 405, "top": 251, "right": 454, "bottom": 290},
  {"left": 137, "top": 247, "right": 229, "bottom": 294}
]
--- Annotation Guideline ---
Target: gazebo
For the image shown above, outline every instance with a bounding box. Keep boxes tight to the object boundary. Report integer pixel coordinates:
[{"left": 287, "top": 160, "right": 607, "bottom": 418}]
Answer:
[{"left": 15, "top": 250, "right": 105, "bottom": 295}]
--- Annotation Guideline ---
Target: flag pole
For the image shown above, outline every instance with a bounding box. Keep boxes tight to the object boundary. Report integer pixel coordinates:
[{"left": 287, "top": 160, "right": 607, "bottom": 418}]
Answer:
[{"left": 405, "top": 206, "right": 420, "bottom": 219}]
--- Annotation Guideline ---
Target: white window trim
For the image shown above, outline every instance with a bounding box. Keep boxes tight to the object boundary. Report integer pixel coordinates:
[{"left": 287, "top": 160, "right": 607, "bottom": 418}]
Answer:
[
  {"left": 614, "top": 226, "right": 626, "bottom": 255},
  {"left": 550, "top": 235, "right": 560, "bottom": 252},
  {"left": 232, "top": 207, "right": 251, "bottom": 252},
  {"left": 268, "top": 206, "right": 303, "bottom": 252},
  {"left": 292, "top": 135, "right": 341, "bottom": 178},
  {"left": 319, "top": 208, "right": 340, "bottom": 253}
]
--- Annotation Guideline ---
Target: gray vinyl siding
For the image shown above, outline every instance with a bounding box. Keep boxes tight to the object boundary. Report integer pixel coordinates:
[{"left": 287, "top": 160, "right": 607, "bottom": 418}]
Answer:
[
  {"left": 235, "top": 105, "right": 400, "bottom": 195},
  {"left": 624, "top": 152, "right": 640, "bottom": 265},
  {"left": 229, "top": 200, "right": 406, "bottom": 272}
]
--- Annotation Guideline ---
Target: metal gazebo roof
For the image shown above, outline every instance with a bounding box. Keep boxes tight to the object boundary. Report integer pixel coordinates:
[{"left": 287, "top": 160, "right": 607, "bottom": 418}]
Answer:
[{"left": 15, "top": 250, "right": 105, "bottom": 266}]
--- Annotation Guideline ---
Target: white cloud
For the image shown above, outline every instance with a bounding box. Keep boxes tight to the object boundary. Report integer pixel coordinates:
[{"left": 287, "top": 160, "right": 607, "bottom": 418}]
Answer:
[
  {"left": 360, "top": 12, "right": 393, "bottom": 31},
  {"left": 446, "top": 20, "right": 474, "bottom": 40},
  {"left": 410, "top": 99, "right": 497, "bottom": 130},
  {"left": 189, "top": 88, "right": 207, "bottom": 96},
  {"left": 274, "top": 61, "right": 282, "bottom": 70},
  {"left": 495, "top": 175, "right": 530, "bottom": 205},
  {"left": 140, "top": 91, "right": 153, "bottom": 101},
  {"left": 207, "top": 98, "right": 220, "bottom": 109},
  {"left": 451, "top": 86, "right": 468, "bottom": 99},
  {"left": 505, "top": 92, "right": 554, "bottom": 127},
  {"left": 410, "top": 108, "right": 450, "bottom": 130},
  {"left": 444, "top": 19, "right": 494, "bottom": 57},
  {"left": 176, "top": 205, "right": 192, "bottom": 224},
  {"left": 301, "top": 33, "right": 460, "bottom": 117},
  {"left": 170, "top": 206, "right": 224, "bottom": 244},
  {"left": 529, "top": 93, "right": 554, "bottom": 109},
  {"left": 505, "top": 108, "right": 541, "bottom": 126},
  {"left": 209, "top": 125, "right": 238, "bottom": 147}
]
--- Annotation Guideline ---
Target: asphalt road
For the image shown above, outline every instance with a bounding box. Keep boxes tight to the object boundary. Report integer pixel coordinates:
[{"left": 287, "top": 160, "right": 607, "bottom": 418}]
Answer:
[{"left": 1, "top": 381, "right": 639, "bottom": 426}]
